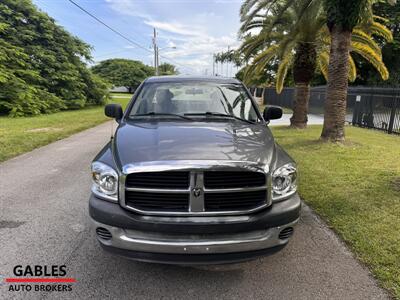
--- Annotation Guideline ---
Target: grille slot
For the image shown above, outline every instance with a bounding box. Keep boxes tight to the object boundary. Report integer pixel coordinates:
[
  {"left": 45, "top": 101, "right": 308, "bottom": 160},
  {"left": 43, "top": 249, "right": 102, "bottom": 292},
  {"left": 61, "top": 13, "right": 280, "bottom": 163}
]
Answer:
[
  {"left": 204, "top": 190, "right": 267, "bottom": 211},
  {"left": 126, "top": 191, "right": 189, "bottom": 211},
  {"left": 96, "top": 227, "right": 112, "bottom": 240},
  {"left": 204, "top": 171, "right": 266, "bottom": 189},
  {"left": 279, "top": 227, "right": 294, "bottom": 239},
  {"left": 126, "top": 171, "right": 190, "bottom": 189}
]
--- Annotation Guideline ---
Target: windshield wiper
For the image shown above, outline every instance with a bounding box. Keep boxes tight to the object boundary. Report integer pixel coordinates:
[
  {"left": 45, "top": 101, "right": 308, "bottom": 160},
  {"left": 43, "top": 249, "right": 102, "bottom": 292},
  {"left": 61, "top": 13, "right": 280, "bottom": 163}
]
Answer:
[
  {"left": 130, "top": 112, "right": 193, "bottom": 121},
  {"left": 184, "top": 112, "right": 256, "bottom": 124}
]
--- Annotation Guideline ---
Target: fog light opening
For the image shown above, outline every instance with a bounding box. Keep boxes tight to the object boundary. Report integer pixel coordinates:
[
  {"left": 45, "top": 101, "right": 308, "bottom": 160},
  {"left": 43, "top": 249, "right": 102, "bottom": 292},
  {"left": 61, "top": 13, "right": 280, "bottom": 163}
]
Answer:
[
  {"left": 96, "top": 227, "right": 112, "bottom": 240},
  {"left": 279, "top": 227, "right": 294, "bottom": 240}
]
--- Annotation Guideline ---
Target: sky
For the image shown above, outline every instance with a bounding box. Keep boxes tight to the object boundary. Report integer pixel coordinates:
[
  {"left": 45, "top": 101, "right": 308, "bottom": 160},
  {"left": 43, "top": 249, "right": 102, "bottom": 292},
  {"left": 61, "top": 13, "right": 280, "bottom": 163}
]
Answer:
[{"left": 32, "top": 0, "right": 244, "bottom": 75}]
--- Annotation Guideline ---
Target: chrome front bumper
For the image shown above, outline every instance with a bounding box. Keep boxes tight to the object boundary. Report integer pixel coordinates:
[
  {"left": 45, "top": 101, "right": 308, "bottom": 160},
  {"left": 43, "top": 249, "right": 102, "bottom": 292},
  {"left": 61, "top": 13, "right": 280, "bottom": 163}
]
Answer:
[{"left": 92, "top": 218, "right": 298, "bottom": 255}]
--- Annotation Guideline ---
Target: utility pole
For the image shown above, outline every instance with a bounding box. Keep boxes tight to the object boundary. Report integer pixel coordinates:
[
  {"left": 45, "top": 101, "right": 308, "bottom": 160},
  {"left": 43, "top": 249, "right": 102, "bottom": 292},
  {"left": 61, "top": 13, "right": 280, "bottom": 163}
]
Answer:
[
  {"left": 156, "top": 45, "right": 159, "bottom": 73},
  {"left": 212, "top": 54, "right": 215, "bottom": 76},
  {"left": 226, "top": 46, "right": 230, "bottom": 77},
  {"left": 153, "top": 28, "right": 159, "bottom": 76}
]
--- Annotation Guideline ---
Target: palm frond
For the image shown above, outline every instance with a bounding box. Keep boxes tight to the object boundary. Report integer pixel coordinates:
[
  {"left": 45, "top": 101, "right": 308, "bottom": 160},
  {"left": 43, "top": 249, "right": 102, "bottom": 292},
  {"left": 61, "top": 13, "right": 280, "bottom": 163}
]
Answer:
[
  {"left": 253, "top": 44, "right": 280, "bottom": 73},
  {"left": 348, "top": 55, "right": 357, "bottom": 82},
  {"left": 240, "top": 0, "right": 275, "bottom": 25},
  {"left": 240, "top": 19, "right": 265, "bottom": 32},
  {"left": 317, "top": 50, "right": 329, "bottom": 81},
  {"left": 351, "top": 29, "right": 382, "bottom": 57},
  {"left": 242, "top": 44, "right": 280, "bottom": 85},
  {"left": 240, "top": 0, "right": 266, "bottom": 19},
  {"left": 367, "top": 21, "right": 393, "bottom": 42},
  {"left": 373, "top": 15, "right": 389, "bottom": 23},
  {"left": 351, "top": 42, "right": 389, "bottom": 80},
  {"left": 276, "top": 30, "right": 298, "bottom": 57},
  {"left": 239, "top": 34, "right": 269, "bottom": 60},
  {"left": 276, "top": 53, "right": 293, "bottom": 93},
  {"left": 243, "top": 64, "right": 259, "bottom": 85}
]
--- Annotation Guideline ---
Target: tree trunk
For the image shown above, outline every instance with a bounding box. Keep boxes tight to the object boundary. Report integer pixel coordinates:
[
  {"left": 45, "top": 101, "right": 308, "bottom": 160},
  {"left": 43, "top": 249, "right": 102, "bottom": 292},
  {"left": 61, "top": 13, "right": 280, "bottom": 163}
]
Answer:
[
  {"left": 290, "top": 42, "right": 317, "bottom": 128},
  {"left": 290, "top": 83, "right": 310, "bottom": 128},
  {"left": 321, "top": 26, "right": 352, "bottom": 142}
]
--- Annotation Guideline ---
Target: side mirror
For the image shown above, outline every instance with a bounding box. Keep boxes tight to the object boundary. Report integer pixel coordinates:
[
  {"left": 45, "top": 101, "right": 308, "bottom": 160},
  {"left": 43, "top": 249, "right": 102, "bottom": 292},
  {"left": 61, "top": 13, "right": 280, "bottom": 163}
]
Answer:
[
  {"left": 105, "top": 104, "right": 123, "bottom": 122},
  {"left": 263, "top": 106, "right": 283, "bottom": 121}
]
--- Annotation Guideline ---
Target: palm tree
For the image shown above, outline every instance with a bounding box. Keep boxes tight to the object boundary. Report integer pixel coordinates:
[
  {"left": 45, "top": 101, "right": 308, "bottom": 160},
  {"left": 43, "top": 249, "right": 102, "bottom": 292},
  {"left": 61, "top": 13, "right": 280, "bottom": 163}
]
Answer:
[
  {"left": 239, "top": 0, "right": 392, "bottom": 129},
  {"left": 215, "top": 50, "right": 243, "bottom": 67},
  {"left": 159, "top": 63, "right": 178, "bottom": 75},
  {"left": 321, "top": 0, "right": 395, "bottom": 141}
]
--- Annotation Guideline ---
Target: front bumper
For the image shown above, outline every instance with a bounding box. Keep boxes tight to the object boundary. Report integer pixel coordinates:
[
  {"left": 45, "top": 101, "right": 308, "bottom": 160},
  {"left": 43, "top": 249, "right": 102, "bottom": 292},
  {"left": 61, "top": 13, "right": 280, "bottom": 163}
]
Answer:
[
  {"left": 90, "top": 194, "right": 300, "bottom": 264},
  {"left": 93, "top": 217, "right": 297, "bottom": 261},
  {"left": 89, "top": 193, "right": 301, "bottom": 234},
  {"left": 99, "top": 243, "right": 287, "bottom": 265}
]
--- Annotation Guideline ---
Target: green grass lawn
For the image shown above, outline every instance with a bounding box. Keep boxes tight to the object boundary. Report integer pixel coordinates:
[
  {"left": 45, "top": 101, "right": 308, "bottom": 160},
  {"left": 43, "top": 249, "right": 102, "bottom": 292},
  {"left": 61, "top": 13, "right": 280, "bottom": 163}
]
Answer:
[
  {"left": 110, "top": 92, "right": 133, "bottom": 98},
  {"left": 0, "top": 95, "right": 132, "bottom": 162},
  {"left": 271, "top": 125, "right": 400, "bottom": 298}
]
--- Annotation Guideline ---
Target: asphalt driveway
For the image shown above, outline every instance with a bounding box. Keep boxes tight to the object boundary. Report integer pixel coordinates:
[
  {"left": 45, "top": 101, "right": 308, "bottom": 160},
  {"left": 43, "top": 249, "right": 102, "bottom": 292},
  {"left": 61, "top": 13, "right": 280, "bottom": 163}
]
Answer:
[{"left": 0, "top": 122, "right": 389, "bottom": 299}]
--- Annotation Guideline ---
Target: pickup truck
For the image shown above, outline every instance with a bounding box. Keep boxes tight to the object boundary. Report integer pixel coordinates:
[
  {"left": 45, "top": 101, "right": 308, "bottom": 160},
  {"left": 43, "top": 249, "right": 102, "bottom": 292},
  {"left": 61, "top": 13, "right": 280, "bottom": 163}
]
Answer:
[{"left": 89, "top": 76, "right": 300, "bottom": 264}]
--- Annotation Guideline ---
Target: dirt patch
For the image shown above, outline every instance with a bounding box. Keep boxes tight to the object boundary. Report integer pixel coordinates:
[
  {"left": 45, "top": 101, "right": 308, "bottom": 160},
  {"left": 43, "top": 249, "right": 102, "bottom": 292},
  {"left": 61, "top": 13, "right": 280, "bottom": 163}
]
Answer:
[
  {"left": 391, "top": 177, "right": 400, "bottom": 192},
  {"left": 26, "top": 127, "right": 62, "bottom": 133}
]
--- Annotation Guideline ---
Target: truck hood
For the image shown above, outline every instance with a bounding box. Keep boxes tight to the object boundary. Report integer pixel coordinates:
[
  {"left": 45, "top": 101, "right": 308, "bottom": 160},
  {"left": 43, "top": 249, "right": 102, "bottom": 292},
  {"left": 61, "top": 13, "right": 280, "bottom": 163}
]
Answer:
[{"left": 114, "top": 120, "right": 276, "bottom": 168}]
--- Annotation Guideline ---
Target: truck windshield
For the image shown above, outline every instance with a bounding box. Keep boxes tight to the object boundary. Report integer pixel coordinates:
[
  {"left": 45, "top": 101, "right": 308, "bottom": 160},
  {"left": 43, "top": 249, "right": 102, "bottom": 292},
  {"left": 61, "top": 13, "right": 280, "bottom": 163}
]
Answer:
[{"left": 128, "top": 82, "right": 260, "bottom": 122}]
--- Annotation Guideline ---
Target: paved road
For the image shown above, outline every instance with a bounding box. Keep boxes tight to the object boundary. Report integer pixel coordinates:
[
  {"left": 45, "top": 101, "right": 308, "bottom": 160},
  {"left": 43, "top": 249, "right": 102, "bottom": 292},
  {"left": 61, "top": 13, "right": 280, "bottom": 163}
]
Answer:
[
  {"left": 269, "top": 114, "right": 324, "bottom": 126},
  {"left": 0, "top": 122, "right": 389, "bottom": 300}
]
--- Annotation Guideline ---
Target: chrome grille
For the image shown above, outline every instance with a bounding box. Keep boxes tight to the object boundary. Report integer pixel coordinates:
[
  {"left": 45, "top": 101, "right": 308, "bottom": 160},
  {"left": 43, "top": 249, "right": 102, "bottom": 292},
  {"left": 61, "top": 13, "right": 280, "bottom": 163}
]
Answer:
[
  {"left": 204, "top": 190, "right": 267, "bottom": 211},
  {"left": 126, "top": 171, "right": 190, "bottom": 189},
  {"left": 125, "top": 190, "right": 189, "bottom": 211},
  {"left": 122, "top": 169, "right": 269, "bottom": 216},
  {"left": 204, "top": 171, "right": 266, "bottom": 189}
]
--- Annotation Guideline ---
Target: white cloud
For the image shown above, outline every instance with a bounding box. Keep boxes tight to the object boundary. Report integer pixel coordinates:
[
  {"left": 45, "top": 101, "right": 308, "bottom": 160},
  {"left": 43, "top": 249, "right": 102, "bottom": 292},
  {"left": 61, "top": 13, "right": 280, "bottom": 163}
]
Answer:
[
  {"left": 105, "top": 0, "right": 241, "bottom": 75},
  {"left": 105, "top": 0, "right": 152, "bottom": 19},
  {"left": 144, "top": 20, "right": 204, "bottom": 37}
]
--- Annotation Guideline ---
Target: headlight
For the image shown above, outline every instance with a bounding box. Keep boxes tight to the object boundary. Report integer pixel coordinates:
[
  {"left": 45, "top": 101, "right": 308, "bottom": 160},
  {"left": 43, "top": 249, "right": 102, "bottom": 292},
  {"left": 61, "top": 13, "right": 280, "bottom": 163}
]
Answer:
[
  {"left": 272, "top": 163, "right": 297, "bottom": 201},
  {"left": 91, "top": 161, "right": 118, "bottom": 202}
]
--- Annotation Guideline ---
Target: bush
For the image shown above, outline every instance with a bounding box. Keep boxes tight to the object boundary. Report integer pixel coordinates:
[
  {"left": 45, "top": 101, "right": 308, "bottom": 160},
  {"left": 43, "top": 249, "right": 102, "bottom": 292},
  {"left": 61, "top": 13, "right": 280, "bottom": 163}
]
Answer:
[{"left": 0, "top": 0, "right": 109, "bottom": 117}]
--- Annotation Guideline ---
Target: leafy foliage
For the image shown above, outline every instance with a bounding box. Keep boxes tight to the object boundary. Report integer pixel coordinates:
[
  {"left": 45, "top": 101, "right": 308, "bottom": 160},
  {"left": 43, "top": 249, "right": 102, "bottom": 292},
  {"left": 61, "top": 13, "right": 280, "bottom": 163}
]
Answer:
[
  {"left": 354, "top": 1, "right": 400, "bottom": 85},
  {"left": 237, "top": 0, "right": 391, "bottom": 92},
  {"left": 91, "top": 59, "right": 154, "bottom": 92},
  {"left": 324, "top": 0, "right": 369, "bottom": 31},
  {"left": 159, "top": 63, "right": 178, "bottom": 75},
  {"left": 215, "top": 50, "right": 243, "bottom": 67},
  {"left": 0, "top": 0, "right": 110, "bottom": 116}
]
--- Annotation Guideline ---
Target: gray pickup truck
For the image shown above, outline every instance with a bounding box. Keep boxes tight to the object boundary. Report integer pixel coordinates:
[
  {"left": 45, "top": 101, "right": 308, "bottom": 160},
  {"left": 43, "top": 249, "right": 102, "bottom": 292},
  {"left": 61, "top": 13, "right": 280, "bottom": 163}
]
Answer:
[{"left": 89, "top": 76, "right": 300, "bottom": 264}]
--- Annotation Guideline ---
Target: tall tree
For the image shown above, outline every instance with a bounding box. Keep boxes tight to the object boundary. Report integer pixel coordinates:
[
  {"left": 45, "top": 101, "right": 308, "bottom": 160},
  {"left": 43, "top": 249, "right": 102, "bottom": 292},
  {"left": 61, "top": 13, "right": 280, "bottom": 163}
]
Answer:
[
  {"left": 215, "top": 50, "right": 243, "bottom": 67},
  {"left": 159, "top": 63, "right": 178, "bottom": 75},
  {"left": 0, "top": 23, "right": 65, "bottom": 116},
  {"left": 92, "top": 59, "right": 154, "bottom": 93},
  {"left": 354, "top": 2, "right": 400, "bottom": 85},
  {"left": 0, "top": 0, "right": 109, "bottom": 116},
  {"left": 321, "top": 0, "right": 395, "bottom": 141},
  {"left": 239, "top": 0, "right": 391, "bottom": 128}
]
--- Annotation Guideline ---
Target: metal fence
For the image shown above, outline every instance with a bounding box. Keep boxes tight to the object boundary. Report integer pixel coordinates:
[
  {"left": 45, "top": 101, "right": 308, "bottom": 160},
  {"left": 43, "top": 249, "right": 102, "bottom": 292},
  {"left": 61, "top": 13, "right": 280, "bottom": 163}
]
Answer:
[{"left": 250, "top": 86, "right": 400, "bottom": 135}]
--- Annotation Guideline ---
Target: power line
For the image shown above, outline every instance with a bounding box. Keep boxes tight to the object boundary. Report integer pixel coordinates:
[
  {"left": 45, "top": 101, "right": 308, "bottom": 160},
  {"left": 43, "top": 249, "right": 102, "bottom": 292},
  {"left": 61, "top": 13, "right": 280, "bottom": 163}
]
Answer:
[
  {"left": 95, "top": 49, "right": 137, "bottom": 59},
  {"left": 67, "top": 0, "right": 152, "bottom": 54},
  {"left": 66, "top": 0, "right": 193, "bottom": 73}
]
